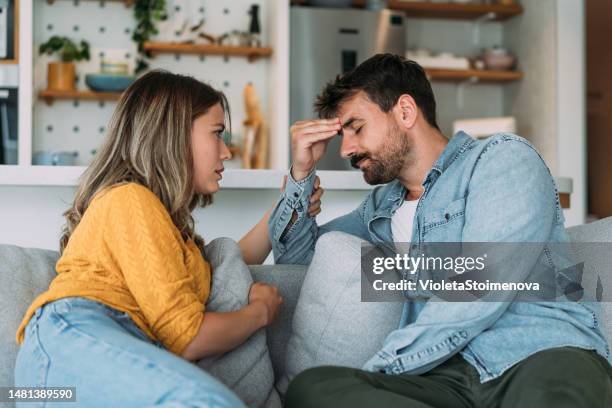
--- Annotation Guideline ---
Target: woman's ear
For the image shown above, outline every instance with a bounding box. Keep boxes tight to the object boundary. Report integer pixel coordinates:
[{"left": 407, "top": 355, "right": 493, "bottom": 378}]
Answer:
[{"left": 394, "top": 94, "right": 418, "bottom": 129}]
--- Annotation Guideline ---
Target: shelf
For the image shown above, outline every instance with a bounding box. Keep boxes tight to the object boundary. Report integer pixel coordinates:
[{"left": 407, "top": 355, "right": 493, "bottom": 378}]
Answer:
[
  {"left": 46, "top": 0, "right": 134, "bottom": 6},
  {"left": 142, "top": 42, "right": 273, "bottom": 62},
  {"left": 39, "top": 89, "right": 122, "bottom": 105},
  {"left": 387, "top": 1, "right": 523, "bottom": 22},
  {"left": 0, "top": 166, "right": 374, "bottom": 190},
  {"left": 0, "top": 165, "right": 574, "bottom": 206},
  {"left": 425, "top": 68, "right": 523, "bottom": 83}
]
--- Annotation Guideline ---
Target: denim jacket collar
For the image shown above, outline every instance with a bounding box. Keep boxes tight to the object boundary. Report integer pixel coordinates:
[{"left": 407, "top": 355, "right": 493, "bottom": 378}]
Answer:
[{"left": 375, "top": 131, "right": 475, "bottom": 218}]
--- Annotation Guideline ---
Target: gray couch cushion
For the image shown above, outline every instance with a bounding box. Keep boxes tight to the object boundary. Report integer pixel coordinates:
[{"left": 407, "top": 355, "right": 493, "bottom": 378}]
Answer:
[
  {"left": 250, "top": 264, "right": 308, "bottom": 382},
  {"left": 566, "top": 217, "right": 612, "bottom": 345},
  {"left": 0, "top": 244, "right": 60, "bottom": 403},
  {"left": 277, "top": 231, "right": 405, "bottom": 394},
  {"left": 197, "top": 238, "right": 279, "bottom": 408}
]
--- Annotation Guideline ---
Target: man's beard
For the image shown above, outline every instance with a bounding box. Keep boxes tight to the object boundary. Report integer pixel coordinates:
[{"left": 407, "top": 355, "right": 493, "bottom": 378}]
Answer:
[{"left": 350, "top": 123, "right": 411, "bottom": 185}]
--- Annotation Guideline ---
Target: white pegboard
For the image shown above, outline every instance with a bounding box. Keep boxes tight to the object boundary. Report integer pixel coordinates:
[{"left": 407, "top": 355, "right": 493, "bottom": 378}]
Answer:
[{"left": 32, "top": 0, "right": 270, "bottom": 167}]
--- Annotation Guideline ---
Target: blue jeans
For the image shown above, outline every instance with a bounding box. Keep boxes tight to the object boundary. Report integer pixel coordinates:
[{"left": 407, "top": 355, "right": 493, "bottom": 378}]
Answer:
[{"left": 14, "top": 296, "right": 246, "bottom": 408}]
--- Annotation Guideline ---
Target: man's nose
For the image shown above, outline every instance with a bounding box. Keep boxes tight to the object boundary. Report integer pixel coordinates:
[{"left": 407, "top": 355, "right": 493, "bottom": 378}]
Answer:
[{"left": 340, "top": 132, "right": 356, "bottom": 158}]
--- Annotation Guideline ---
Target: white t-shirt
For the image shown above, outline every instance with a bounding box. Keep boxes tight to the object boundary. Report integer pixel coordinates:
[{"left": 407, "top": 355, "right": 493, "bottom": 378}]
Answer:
[{"left": 391, "top": 199, "right": 419, "bottom": 244}]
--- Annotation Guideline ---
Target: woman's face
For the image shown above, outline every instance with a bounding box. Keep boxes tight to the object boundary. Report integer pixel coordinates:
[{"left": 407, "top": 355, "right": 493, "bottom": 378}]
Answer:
[{"left": 192, "top": 103, "right": 231, "bottom": 194}]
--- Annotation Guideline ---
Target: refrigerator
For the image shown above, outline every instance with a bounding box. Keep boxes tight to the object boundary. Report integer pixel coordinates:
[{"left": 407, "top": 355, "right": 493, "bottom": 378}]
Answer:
[{"left": 290, "top": 6, "right": 406, "bottom": 170}]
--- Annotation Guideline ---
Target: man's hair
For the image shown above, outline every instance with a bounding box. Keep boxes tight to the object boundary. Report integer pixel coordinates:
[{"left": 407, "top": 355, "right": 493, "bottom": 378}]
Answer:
[{"left": 314, "top": 53, "right": 439, "bottom": 130}]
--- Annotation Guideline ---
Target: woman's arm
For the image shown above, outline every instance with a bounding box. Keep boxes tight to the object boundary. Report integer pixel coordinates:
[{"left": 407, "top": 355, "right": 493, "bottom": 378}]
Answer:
[
  {"left": 239, "top": 176, "right": 323, "bottom": 265},
  {"left": 181, "top": 282, "right": 282, "bottom": 361}
]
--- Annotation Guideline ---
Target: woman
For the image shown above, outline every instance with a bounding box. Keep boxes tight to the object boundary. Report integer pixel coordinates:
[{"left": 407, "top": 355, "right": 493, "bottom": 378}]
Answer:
[{"left": 13, "top": 70, "right": 323, "bottom": 407}]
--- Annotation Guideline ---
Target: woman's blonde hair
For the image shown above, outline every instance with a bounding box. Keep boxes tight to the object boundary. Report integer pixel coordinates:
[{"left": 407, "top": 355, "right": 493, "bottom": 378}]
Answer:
[{"left": 59, "top": 69, "right": 230, "bottom": 254}]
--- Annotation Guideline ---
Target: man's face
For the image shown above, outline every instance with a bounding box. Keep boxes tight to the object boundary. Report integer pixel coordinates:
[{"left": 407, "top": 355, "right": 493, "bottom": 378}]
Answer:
[{"left": 337, "top": 92, "right": 412, "bottom": 185}]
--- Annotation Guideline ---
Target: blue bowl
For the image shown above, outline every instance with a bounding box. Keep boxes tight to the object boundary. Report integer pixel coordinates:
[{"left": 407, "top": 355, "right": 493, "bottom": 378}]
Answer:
[{"left": 85, "top": 73, "right": 136, "bottom": 92}]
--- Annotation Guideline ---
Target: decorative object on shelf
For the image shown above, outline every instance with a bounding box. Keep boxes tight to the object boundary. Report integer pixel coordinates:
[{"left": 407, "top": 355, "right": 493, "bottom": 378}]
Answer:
[
  {"left": 241, "top": 83, "right": 267, "bottom": 169},
  {"left": 132, "top": 0, "right": 167, "bottom": 74},
  {"left": 452, "top": 116, "right": 517, "bottom": 139},
  {"left": 405, "top": 49, "right": 470, "bottom": 70},
  {"left": 39, "top": 36, "right": 90, "bottom": 92},
  {"left": 481, "top": 45, "right": 516, "bottom": 71},
  {"left": 247, "top": 4, "right": 261, "bottom": 47},
  {"left": 33, "top": 150, "right": 79, "bottom": 166},
  {"left": 0, "top": 88, "right": 18, "bottom": 165},
  {"left": 85, "top": 73, "right": 136, "bottom": 92},
  {"left": 100, "top": 60, "right": 129, "bottom": 75}
]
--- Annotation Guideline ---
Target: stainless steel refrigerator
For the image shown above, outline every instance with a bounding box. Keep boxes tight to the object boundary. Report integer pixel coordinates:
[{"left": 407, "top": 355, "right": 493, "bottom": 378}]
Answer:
[{"left": 290, "top": 6, "right": 406, "bottom": 170}]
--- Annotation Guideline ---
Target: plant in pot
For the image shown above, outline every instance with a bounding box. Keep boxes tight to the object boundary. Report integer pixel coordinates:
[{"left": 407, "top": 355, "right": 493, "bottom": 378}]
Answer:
[{"left": 39, "top": 36, "right": 90, "bottom": 92}]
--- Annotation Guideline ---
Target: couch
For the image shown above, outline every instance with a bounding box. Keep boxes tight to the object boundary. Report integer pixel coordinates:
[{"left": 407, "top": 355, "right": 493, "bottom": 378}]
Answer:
[{"left": 1, "top": 217, "right": 611, "bottom": 407}]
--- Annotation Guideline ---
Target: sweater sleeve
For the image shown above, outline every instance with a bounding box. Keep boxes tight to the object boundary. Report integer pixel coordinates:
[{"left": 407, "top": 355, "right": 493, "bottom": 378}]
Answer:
[{"left": 102, "top": 184, "right": 204, "bottom": 355}]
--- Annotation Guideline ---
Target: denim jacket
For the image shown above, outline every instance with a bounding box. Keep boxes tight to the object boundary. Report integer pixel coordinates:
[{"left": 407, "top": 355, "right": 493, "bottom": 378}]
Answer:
[{"left": 268, "top": 131, "right": 610, "bottom": 382}]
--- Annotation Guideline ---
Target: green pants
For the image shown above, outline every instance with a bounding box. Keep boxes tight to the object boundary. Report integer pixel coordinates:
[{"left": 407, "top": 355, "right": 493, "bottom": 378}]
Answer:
[{"left": 286, "top": 347, "right": 612, "bottom": 408}]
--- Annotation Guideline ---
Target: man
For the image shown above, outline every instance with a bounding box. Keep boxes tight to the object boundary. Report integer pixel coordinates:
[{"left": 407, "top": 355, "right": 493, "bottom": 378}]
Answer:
[{"left": 268, "top": 54, "right": 611, "bottom": 407}]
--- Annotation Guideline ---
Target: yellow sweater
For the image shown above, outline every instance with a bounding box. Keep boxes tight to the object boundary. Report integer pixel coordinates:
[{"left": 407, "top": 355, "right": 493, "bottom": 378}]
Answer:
[{"left": 15, "top": 182, "right": 211, "bottom": 355}]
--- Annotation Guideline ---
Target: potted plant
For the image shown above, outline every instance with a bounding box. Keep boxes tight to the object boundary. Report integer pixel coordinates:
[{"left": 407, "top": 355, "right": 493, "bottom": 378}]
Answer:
[{"left": 39, "top": 36, "right": 90, "bottom": 91}]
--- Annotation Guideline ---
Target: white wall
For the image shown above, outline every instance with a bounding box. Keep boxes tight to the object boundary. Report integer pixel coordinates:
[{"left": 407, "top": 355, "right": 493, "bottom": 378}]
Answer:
[
  {"left": 0, "top": 186, "right": 364, "bottom": 258},
  {"left": 556, "top": 0, "right": 586, "bottom": 226}
]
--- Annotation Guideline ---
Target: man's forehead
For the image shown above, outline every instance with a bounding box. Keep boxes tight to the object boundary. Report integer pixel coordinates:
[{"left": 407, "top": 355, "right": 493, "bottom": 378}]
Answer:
[{"left": 337, "top": 92, "right": 378, "bottom": 125}]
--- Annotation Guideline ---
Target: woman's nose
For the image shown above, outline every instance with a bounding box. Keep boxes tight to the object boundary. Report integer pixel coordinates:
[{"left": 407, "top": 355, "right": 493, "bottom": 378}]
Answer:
[{"left": 220, "top": 140, "right": 232, "bottom": 161}]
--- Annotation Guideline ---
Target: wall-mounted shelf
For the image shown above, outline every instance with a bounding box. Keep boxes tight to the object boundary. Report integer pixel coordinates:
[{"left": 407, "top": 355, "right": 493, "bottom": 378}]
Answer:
[
  {"left": 39, "top": 89, "right": 122, "bottom": 105},
  {"left": 142, "top": 42, "right": 273, "bottom": 62},
  {"left": 46, "top": 0, "right": 134, "bottom": 6},
  {"left": 387, "top": 1, "right": 523, "bottom": 22},
  {"left": 425, "top": 68, "right": 523, "bottom": 83}
]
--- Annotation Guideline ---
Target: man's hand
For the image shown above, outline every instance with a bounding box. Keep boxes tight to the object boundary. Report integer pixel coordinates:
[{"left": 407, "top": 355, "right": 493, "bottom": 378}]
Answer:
[{"left": 290, "top": 118, "right": 342, "bottom": 181}]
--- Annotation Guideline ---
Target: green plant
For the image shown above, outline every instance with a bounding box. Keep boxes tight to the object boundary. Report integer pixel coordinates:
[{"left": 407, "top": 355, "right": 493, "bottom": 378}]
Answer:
[
  {"left": 133, "top": 0, "right": 167, "bottom": 74},
  {"left": 39, "top": 36, "right": 90, "bottom": 62}
]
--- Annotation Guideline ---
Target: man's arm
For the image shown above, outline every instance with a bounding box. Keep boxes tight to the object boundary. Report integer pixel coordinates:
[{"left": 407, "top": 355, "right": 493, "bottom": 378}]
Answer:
[
  {"left": 268, "top": 167, "right": 371, "bottom": 265},
  {"left": 363, "top": 137, "right": 560, "bottom": 374}
]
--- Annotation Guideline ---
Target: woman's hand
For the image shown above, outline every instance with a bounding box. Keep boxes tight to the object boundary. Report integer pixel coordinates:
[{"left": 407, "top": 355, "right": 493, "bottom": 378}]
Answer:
[
  {"left": 281, "top": 175, "right": 325, "bottom": 218},
  {"left": 308, "top": 176, "right": 324, "bottom": 218},
  {"left": 182, "top": 283, "right": 283, "bottom": 361},
  {"left": 248, "top": 282, "right": 283, "bottom": 327}
]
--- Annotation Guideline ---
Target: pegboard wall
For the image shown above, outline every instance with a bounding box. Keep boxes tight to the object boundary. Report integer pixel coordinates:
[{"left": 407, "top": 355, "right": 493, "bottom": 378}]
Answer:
[{"left": 32, "top": 0, "right": 270, "bottom": 167}]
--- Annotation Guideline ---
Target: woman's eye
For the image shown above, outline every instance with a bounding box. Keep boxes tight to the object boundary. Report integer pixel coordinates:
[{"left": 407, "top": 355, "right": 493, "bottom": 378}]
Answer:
[
  {"left": 355, "top": 127, "right": 363, "bottom": 135},
  {"left": 217, "top": 130, "right": 231, "bottom": 145}
]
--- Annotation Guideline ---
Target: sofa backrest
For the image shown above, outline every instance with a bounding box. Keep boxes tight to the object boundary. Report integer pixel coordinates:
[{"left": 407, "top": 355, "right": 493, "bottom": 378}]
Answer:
[{"left": 0, "top": 216, "right": 610, "bottom": 405}]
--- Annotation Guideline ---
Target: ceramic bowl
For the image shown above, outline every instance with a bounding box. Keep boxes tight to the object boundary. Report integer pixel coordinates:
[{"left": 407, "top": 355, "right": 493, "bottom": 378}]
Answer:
[
  {"left": 483, "top": 52, "right": 516, "bottom": 71},
  {"left": 85, "top": 73, "right": 136, "bottom": 92}
]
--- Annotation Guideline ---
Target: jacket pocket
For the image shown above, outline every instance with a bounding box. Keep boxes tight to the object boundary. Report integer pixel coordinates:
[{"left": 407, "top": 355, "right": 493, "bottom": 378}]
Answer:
[{"left": 422, "top": 197, "right": 467, "bottom": 238}]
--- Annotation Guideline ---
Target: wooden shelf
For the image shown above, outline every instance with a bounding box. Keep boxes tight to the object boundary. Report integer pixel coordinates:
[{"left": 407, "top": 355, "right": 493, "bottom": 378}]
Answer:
[
  {"left": 143, "top": 42, "right": 273, "bottom": 62},
  {"left": 39, "top": 89, "right": 122, "bottom": 105},
  {"left": 425, "top": 68, "right": 523, "bottom": 83},
  {"left": 46, "top": 0, "right": 134, "bottom": 6},
  {"left": 386, "top": 1, "right": 523, "bottom": 22}
]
